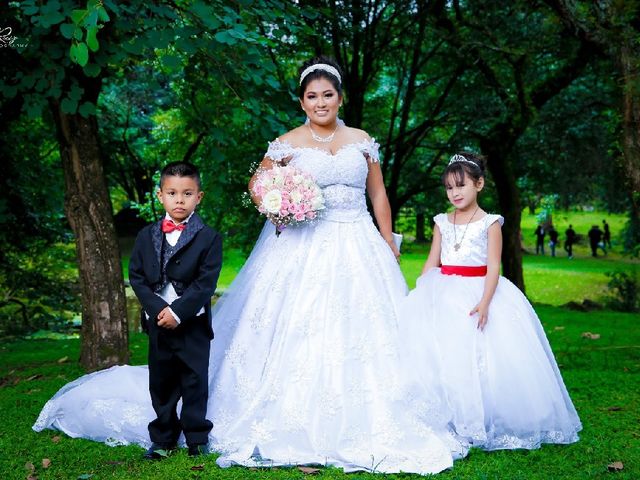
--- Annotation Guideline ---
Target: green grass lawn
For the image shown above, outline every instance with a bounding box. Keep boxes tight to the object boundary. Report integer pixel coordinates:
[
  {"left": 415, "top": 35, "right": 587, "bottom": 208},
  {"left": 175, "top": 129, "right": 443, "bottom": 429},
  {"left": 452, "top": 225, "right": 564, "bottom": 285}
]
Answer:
[
  {"left": 1, "top": 306, "right": 638, "bottom": 479},
  {"left": 2, "top": 209, "right": 638, "bottom": 479}
]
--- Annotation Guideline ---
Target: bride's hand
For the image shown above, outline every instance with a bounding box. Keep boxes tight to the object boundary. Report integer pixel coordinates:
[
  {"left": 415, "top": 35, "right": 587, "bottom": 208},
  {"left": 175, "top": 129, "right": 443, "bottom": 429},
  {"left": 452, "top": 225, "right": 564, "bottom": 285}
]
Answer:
[
  {"left": 387, "top": 238, "right": 400, "bottom": 260},
  {"left": 279, "top": 155, "right": 293, "bottom": 166}
]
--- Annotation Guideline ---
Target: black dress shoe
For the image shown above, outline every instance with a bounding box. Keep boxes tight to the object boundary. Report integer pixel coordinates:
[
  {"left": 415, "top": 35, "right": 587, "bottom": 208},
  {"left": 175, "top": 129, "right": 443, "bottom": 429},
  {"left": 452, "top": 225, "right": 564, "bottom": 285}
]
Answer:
[
  {"left": 188, "top": 444, "right": 209, "bottom": 457},
  {"left": 143, "top": 443, "right": 176, "bottom": 460}
]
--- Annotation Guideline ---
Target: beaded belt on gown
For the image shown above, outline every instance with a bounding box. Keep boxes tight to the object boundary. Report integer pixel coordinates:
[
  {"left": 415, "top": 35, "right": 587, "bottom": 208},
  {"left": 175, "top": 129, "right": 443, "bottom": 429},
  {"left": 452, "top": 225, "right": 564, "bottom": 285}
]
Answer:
[{"left": 321, "top": 184, "right": 368, "bottom": 223}]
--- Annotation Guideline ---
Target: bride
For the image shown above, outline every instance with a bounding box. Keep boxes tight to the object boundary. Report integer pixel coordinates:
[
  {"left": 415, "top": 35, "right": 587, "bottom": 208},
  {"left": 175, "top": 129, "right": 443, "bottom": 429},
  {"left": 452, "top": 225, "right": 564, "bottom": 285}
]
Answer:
[{"left": 34, "top": 56, "right": 468, "bottom": 474}]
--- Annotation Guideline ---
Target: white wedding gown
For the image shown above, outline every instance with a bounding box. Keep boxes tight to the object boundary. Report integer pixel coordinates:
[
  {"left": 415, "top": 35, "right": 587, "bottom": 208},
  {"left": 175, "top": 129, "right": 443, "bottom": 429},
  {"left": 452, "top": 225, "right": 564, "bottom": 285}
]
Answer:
[{"left": 34, "top": 139, "right": 468, "bottom": 474}]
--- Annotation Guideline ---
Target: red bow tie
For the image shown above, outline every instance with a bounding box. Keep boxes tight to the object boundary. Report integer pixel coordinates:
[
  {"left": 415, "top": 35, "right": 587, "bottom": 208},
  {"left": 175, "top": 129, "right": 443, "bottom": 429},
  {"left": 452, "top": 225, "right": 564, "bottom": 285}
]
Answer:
[{"left": 162, "top": 219, "right": 186, "bottom": 233}]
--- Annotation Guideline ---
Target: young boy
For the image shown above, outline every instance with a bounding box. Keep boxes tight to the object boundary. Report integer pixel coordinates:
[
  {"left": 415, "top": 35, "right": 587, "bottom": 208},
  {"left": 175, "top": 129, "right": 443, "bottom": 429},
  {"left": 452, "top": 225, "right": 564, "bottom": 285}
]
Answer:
[{"left": 129, "top": 162, "right": 222, "bottom": 459}]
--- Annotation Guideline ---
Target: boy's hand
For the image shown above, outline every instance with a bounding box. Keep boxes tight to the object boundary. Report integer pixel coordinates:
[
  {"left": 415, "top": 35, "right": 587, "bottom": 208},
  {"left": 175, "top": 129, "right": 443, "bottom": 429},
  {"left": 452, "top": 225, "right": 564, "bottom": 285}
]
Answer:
[{"left": 157, "top": 307, "right": 178, "bottom": 329}]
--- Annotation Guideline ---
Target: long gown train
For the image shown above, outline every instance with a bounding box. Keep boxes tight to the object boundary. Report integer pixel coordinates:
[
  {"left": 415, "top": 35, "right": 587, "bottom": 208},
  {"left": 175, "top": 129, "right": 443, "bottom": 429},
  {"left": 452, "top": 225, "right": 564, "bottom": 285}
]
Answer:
[{"left": 34, "top": 139, "right": 468, "bottom": 474}]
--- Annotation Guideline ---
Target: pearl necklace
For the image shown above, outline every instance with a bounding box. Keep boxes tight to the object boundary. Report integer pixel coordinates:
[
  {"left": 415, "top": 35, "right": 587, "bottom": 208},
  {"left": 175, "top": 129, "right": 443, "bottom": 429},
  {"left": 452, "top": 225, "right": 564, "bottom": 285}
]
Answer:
[
  {"left": 308, "top": 123, "right": 339, "bottom": 143},
  {"left": 453, "top": 206, "right": 479, "bottom": 251}
]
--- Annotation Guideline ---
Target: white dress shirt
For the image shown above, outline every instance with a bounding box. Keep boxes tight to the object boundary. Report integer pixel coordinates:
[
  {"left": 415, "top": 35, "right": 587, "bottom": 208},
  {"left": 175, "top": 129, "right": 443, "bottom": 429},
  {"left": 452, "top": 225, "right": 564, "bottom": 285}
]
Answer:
[{"left": 150, "top": 212, "right": 205, "bottom": 324}]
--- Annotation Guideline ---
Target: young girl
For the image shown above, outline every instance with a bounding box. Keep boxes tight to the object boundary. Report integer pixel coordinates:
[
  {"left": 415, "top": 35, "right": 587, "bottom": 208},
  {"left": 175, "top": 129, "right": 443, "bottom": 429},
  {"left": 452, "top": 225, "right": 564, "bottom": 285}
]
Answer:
[{"left": 402, "top": 152, "right": 582, "bottom": 450}]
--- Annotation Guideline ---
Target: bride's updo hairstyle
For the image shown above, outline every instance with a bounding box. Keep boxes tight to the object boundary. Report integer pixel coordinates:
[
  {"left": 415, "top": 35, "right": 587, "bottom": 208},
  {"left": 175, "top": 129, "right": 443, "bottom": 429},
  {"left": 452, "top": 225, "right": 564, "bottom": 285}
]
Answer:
[
  {"left": 442, "top": 152, "right": 486, "bottom": 186},
  {"left": 298, "top": 56, "right": 343, "bottom": 98}
]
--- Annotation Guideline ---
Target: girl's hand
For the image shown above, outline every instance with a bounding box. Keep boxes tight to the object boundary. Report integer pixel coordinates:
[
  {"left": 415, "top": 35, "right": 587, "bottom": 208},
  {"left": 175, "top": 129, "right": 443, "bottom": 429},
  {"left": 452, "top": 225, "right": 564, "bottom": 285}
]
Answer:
[{"left": 469, "top": 302, "right": 489, "bottom": 331}]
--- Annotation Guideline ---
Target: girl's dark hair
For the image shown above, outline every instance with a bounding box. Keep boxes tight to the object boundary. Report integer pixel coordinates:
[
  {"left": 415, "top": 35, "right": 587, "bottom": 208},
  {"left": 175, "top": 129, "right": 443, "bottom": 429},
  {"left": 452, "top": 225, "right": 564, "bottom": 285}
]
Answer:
[
  {"left": 298, "top": 56, "right": 343, "bottom": 98},
  {"left": 442, "top": 152, "right": 486, "bottom": 186},
  {"left": 160, "top": 161, "right": 201, "bottom": 189}
]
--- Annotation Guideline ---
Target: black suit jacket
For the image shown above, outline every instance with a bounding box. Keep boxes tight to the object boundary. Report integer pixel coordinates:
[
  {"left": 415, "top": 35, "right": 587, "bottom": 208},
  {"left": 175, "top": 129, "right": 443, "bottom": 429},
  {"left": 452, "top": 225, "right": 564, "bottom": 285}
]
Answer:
[{"left": 128, "top": 213, "right": 222, "bottom": 339}]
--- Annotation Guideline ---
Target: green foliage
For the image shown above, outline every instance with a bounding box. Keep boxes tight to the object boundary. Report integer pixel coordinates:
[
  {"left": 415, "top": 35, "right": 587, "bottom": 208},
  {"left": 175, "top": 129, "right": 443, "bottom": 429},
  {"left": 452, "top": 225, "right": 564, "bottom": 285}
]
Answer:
[
  {"left": 0, "top": 242, "right": 80, "bottom": 337},
  {"left": 605, "top": 268, "right": 640, "bottom": 313},
  {"left": 0, "top": 114, "right": 80, "bottom": 338},
  {"left": 517, "top": 62, "right": 622, "bottom": 212},
  {"left": 536, "top": 194, "right": 559, "bottom": 225},
  {"left": 130, "top": 170, "right": 162, "bottom": 223},
  {"left": 3, "top": 0, "right": 315, "bottom": 253}
]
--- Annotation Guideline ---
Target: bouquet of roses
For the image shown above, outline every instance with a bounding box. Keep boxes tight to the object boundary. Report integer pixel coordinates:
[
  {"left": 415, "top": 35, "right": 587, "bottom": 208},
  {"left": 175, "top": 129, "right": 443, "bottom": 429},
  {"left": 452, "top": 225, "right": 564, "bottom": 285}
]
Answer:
[{"left": 252, "top": 164, "right": 325, "bottom": 235}]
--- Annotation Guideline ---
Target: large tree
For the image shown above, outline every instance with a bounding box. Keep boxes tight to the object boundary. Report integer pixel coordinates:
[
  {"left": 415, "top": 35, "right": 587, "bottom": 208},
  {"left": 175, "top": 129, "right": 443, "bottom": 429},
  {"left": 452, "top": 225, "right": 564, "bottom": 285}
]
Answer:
[
  {"left": 545, "top": 0, "right": 640, "bottom": 252},
  {"left": 1, "top": 0, "right": 302, "bottom": 369},
  {"left": 432, "top": 0, "right": 604, "bottom": 291}
]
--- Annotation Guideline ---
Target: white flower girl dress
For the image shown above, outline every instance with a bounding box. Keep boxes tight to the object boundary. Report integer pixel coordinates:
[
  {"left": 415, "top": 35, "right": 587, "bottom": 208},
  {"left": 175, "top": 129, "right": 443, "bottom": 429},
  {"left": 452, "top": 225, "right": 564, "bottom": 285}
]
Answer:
[{"left": 401, "top": 213, "right": 582, "bottom": 450}]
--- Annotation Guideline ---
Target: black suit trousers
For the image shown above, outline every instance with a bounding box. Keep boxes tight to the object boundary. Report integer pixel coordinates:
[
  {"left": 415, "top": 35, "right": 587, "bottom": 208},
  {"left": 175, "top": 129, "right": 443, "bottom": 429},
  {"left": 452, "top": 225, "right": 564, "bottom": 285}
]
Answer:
[{"left": 147, "top": 315, "right": 212, "bottom": 446}]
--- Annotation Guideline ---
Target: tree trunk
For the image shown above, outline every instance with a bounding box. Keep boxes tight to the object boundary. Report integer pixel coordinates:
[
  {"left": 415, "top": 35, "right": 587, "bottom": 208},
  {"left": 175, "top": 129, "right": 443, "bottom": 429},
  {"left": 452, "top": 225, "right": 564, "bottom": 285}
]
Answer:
[
  {"left": 415, "top": 211, "right": 426, "bottom": 243},
  {"left": 51, "top": 101, "right": 129, "bottom": 371},
  {"left": 619, "top": 40, "right": 640, "bottom": 249},
  {"left": 617, "top": 43, "right": 639, "bottom": 191},
  {"left": 482, "top": 139, "right": 526, "bottom": 293}
]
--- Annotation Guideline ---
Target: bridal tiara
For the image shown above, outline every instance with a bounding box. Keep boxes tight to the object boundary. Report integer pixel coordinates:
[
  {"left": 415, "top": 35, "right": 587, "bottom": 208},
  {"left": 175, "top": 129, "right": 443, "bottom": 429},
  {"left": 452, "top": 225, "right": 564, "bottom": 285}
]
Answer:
[
  {"left": 299, "top": 64, "right": 342, "bottom": 85},
  {"left": 448, "top": 154, "right": 477, "bottom": 166}
]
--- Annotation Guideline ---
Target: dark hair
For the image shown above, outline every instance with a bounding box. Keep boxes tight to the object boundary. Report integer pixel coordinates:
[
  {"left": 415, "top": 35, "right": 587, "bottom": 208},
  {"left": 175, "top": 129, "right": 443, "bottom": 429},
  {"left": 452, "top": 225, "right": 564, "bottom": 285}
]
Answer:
[
  {"left": 160, "top": 161, "right": 201, "bottom": 190},
  {"left": 298, "top": 56, "right": 343, "bottom": 98},
  {"left": 442, "top": 152, "right": 486, "bottom": 186}
]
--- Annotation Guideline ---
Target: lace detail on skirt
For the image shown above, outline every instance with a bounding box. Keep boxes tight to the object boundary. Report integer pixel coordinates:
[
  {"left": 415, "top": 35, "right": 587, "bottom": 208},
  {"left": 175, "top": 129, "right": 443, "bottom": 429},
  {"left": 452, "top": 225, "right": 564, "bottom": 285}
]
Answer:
[{"left": 480, "top": 429, "right": 580, "bottom": 450}]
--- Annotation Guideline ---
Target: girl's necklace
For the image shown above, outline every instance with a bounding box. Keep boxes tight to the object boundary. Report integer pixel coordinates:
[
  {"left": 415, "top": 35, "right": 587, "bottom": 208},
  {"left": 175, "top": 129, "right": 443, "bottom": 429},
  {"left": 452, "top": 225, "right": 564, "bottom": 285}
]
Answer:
[
  {"left": 308, "top": 123, "right": 339, "bottom": 143},
  {"left": 453, "top": 206, "right": 479, "bottom": 251}
]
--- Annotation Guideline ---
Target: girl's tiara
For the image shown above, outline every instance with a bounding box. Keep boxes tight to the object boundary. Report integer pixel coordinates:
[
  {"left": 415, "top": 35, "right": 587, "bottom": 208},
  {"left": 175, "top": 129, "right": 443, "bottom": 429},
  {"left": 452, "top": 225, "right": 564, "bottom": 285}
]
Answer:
[
  {"left": 299, "top": 64, "right": 342, "bottom": 85},
  {"left": 448, "top": 154, "right": 477, "bottom": 166}
]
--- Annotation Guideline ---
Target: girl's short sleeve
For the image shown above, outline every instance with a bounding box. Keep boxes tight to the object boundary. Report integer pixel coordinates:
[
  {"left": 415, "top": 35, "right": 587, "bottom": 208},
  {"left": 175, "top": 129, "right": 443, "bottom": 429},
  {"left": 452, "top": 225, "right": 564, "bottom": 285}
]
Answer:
[
  {"left": 485, "top": 214, "right": 505, "bottom": 229},
  {"left": 433, "top": 213, "right": 447, "bottom": 230},
  {"left": 265, "top": 139, "right": 295, "bottom": 163}
]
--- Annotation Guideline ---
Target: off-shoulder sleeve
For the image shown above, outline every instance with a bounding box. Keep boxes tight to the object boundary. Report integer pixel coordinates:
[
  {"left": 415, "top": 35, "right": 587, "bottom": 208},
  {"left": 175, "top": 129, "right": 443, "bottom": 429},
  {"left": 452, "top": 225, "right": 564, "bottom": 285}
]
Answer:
[
  {"left": 359, "top": 137, "right": 380, "bottom": 163},
  {"left": 265, "top": 139, "right": 295, "bottom": 163}
]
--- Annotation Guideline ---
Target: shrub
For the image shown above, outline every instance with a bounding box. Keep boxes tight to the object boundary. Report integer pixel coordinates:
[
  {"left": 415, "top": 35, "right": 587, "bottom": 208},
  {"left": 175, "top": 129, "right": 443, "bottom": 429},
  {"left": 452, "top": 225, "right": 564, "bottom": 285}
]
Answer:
[
  {"left": 605, "top": 268, "right": 639, "bottom": 312},
  {"left": 0, "top": 242, "right": 80, "bottom": 337}
]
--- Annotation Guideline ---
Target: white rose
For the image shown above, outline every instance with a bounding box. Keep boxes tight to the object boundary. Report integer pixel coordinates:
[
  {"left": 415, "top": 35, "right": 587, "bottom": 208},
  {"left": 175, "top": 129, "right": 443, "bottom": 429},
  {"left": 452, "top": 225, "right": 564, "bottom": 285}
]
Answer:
[
  {"left": 293, "top": 174, "right": 304, "bottom": 185},
  {"left": 312, "top": 196, "right": 325, "bottom": 210},
  {"left": 290, "top": 190, "right": 303, "bottom": 204},
  {"left": 273, "top": 175, "right": 285, "bottom": 187},
  {"left": 262, "top": 190, "right": 282, "bottom": 214}
]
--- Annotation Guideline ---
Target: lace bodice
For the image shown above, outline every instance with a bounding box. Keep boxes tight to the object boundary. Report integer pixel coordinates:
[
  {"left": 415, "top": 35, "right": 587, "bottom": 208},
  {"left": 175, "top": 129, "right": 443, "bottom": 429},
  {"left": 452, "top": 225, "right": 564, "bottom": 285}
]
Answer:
[
  {"left": 434, "top": 213, "right": 504, "bottom": 266},
  {"left": 265, "top": 138, "right": 379, "bottom": 222}
]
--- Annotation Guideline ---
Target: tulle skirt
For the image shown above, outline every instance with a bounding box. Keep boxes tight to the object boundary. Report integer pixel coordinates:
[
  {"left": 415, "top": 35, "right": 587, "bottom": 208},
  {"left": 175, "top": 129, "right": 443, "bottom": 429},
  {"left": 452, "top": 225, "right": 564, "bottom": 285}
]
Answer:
[
  {"left": 207, "top": 219, "right": 466, "bottom": 472},
  {"left": 400, "top": 268, "right": 582, "bottom": 450}
]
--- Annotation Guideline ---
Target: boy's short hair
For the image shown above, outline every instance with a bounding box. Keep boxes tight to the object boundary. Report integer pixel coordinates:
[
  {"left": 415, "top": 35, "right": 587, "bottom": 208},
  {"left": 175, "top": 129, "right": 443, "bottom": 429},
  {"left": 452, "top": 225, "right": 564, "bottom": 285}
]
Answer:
[{"left": 160, "top": 162, "right": 201, "bottom": 190}]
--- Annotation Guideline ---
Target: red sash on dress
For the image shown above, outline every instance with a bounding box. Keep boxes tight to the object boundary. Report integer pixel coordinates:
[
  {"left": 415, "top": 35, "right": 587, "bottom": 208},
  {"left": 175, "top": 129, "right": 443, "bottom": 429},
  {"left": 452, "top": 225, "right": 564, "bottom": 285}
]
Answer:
[{"left": 441, "top": 265, "right": 487, "bottom": 277}]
